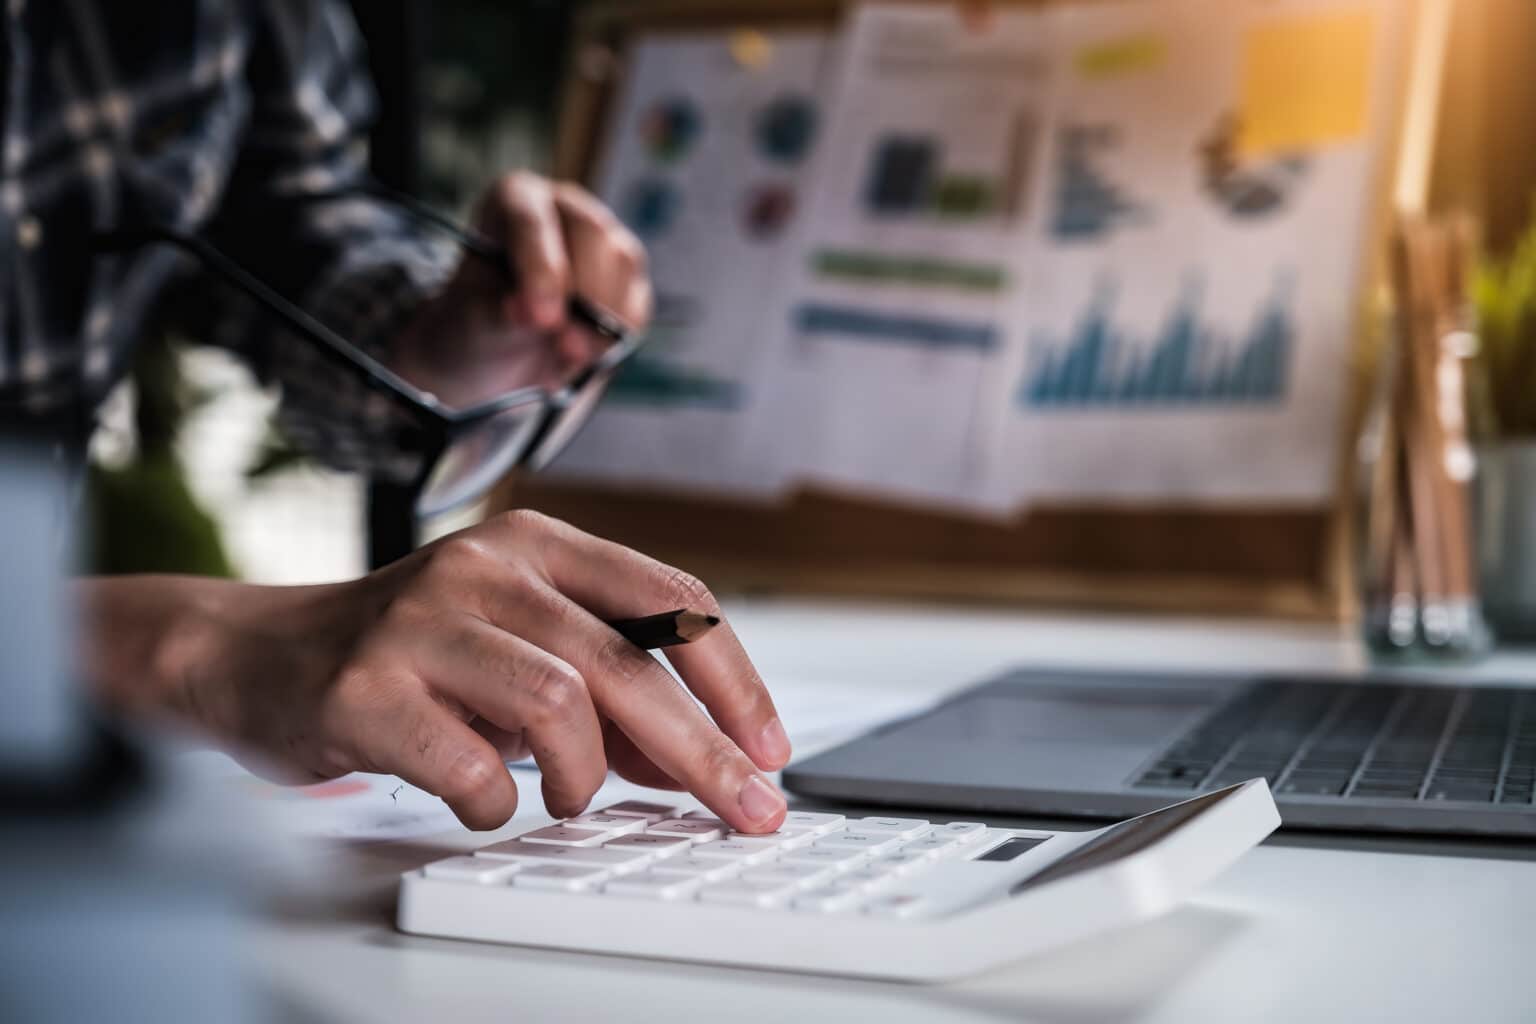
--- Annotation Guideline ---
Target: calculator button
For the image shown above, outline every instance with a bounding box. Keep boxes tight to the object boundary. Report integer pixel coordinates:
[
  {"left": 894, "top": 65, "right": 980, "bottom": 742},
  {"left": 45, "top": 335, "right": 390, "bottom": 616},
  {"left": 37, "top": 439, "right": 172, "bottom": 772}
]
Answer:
[
  {"left": 602, "top": 871, "right": 705, "bottom": 900},
  {"left": 846, "top": 818, "right": 931, "bottom": 839},
  {"left": 937, "top": 822, "right": 988, "bottom": 839},
  {"left": 597, "top": 801, "right": 680, "bottom": 823},
  {"left": 519, "top": 825, "right": 609, "bottom": 847},
  {"left": 779, "top": 846, "right": 867, "bottom": 870},
  {"left": 782, "top": 812, "right": 846, "bottom": 835},
  {"left": 567, "top": 813, "right": 648, "bottom": 835},
  {"left": 603, "top": 833, "right": 694, "bottom": 857},
  {"left": 900, "top": 838, "right": 957, "bottom": 858},
  {"left": 697, "top": 878, "right": 798, "bottom": 908},
  {"left": 813, "top": 832, "right": 903, "bottom": 855},
  {"left": 864, "top": 853, "right": 929, "bottom": 876},
  {"left": 647, "top": 819, "right": 726, "bottom": 842},
  {"left": 422, "top": 856, "right": 521, "bottom": 884},
  {"left": 648, "top": 856, "right": 742, "bottom": 882},
  {"left": 475, "top": 840, "right": 654, "bottom": 872},
  {"left": 691, "top": 838, "right": 784, "bottom": 864},
  {"left": 740, "top": 863, "right": 834, "bottom": 889},
  {"left": 725, "top": 828, "right": 815, "bottom": 849},
  {"left": 791, "top": 884, "right": 866, "bottom": 913},
  {"left": 513, "top": 864, "right": 610, "bottom": 892}
]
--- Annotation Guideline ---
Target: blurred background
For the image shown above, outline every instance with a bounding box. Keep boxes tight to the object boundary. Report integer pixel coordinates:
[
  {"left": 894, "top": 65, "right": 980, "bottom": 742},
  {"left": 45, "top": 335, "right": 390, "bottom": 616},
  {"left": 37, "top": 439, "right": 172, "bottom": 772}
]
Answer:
[{"left": 85, "top": 0, "right": 1536, "bottom": 646}]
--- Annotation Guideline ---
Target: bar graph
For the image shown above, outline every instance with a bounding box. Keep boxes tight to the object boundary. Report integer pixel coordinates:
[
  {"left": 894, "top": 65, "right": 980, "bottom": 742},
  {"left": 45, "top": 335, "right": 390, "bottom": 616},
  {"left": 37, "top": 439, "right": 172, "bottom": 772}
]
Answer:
[
  {"left": 1022, "top": 278, "right": 1295, "bottom": 408},
  {"left": 1051, "top": 124, "right": 1148, "bottom": 241}
]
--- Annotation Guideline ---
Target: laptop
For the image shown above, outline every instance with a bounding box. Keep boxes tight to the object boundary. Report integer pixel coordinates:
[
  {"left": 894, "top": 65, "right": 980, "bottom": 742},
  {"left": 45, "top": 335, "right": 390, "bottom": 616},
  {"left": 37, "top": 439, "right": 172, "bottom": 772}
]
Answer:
[{"left": 781, "top": 666, "right": 1536, "bottom": 838}]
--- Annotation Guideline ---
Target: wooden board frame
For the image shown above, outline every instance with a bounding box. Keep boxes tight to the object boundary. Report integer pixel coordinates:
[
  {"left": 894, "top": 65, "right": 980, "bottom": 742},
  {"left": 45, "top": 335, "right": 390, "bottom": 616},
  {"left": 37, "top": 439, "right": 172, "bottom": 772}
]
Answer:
[{"left": 493, "top": 0, "right": 1453, "bottom": 619}]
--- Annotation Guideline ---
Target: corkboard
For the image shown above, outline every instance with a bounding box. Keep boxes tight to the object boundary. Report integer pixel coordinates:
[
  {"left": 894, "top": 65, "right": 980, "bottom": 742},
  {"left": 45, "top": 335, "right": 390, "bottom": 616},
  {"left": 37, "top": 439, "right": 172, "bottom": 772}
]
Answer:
[{"left": 494, "top": 0, "right": 1450, "bottom": 620}]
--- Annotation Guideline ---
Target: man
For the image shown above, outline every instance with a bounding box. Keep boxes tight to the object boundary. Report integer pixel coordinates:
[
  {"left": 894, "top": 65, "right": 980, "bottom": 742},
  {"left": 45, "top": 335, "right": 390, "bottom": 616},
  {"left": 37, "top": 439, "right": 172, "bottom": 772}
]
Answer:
[{"left": 1, "top": 2, "right": 790, "bottom": 833}]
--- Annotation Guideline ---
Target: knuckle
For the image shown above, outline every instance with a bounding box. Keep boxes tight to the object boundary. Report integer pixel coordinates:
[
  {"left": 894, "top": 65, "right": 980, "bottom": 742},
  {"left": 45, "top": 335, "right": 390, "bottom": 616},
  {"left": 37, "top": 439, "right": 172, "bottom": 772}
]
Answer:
[
  {"left": 495, "top": 508, "right": 553, "bottom": 537},
  {"left": 423, "top": 535, "right": 491, "bottom": 582},
  {"left": 437, "top": 744, "right": 503, "bottom": 806},
  {"left": 499, "top": 170, "right": 546, "bottom": 205},
  {"left": 331, "top": 659, "right": 387, "bottom": 708},
  {"left": 595, "top": 630, "right": 652, "bottom": 685},
  {"left": 611, "top": 232, "right": 648, "bottom": 273},
  {"left": 700, "top": 735, "right": 746, "bottom": 783},
  {"left": 655, "top": 564, "right": 715, "bottom": 613},
  {"left": 521, "top": 657, "right": 586, "bottom": 727}
]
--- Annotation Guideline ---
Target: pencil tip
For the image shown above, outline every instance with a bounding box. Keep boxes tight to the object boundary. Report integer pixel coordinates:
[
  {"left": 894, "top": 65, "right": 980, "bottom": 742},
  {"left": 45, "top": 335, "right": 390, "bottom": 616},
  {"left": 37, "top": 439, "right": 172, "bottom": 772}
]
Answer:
[{"left": 706, "top": 615, "right": 720, "bottom": 626}]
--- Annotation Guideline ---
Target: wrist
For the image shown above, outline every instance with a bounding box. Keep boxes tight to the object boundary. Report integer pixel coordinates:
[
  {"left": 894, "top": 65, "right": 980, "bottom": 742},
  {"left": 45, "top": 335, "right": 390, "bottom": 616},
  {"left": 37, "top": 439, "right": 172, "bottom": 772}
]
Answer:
[{"left": 77, "top": 575, "right": 235, "bottom": 729}]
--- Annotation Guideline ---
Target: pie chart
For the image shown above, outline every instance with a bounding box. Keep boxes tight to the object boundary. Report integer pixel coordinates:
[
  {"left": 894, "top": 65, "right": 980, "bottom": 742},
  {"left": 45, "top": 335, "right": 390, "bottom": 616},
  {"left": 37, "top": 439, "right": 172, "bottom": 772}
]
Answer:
[{"left": 641, "top": 98, "right": 703, "bottom": 163}]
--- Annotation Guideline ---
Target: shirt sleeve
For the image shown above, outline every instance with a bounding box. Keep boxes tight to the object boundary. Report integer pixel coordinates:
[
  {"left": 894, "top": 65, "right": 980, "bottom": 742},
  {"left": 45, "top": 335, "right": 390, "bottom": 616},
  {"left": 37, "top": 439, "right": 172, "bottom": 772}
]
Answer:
[{"left": 206, "top": 0, "right": 455, "bottom": 480}]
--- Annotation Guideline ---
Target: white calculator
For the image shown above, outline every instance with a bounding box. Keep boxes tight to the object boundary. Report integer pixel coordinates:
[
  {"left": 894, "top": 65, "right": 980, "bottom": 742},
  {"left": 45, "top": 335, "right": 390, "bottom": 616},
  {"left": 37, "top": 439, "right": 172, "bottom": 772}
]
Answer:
[{"left": 397, "top": 779, "right": 1279, "bottom": 982}]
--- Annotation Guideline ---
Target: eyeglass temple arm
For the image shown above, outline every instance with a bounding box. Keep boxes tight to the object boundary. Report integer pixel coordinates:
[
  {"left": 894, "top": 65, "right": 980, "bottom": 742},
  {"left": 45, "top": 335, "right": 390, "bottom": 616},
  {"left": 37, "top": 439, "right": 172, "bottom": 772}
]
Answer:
[
  {"left": 95, "top": 226, "right": 450, "bottom": 421},
  {"left": 295, "top": 180, "right": 632, "bottom": 345}
]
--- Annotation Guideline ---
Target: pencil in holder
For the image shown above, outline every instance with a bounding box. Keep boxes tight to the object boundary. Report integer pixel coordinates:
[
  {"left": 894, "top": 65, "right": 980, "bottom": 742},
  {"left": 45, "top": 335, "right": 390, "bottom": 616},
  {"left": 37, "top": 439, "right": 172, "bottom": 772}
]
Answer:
[{"left": 1360, "top": 215, "right": 1492, "bottom": 659}]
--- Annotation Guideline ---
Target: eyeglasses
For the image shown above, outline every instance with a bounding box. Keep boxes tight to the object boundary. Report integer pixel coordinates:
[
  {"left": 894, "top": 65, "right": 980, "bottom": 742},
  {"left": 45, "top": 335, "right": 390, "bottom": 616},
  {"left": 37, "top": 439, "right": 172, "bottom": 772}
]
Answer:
[{"left": 94, "top": 185, "right": 640, "bottom": 519}]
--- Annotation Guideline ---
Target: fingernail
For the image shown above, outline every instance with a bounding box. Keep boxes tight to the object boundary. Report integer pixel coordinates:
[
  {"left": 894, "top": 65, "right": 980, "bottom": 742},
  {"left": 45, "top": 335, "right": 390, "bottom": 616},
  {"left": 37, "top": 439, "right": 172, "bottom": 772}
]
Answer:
[
  {"left": 737, "top": 774, "right": 785, "bottom": 827},
  {"left": 758, "top": 717, "right": 792, "bottom": 768}
]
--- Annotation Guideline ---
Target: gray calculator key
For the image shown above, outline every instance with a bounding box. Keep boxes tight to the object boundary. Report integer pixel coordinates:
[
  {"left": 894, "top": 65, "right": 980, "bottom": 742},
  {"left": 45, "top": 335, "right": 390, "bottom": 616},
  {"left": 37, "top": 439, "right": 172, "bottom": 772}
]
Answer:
[
  {"left": 814, "top": 832, "right": 904, "bottom": 855},
  {"left": 780, "top": 846, "right": 866, "bottom": 870},
  {"left": 519, "top": 825, "right": 608, "bottom": 847},
  {"left": 475, "top": 840, "right": 653, "bottom": 872},
  {"left": 422, "top": 856, "right": 521, "bottom": 884},
  {"left": 513, "top": 864, "right": 610, "bottom": 892},
  {"left": 846, "top": 817, "right": 931, "bottom": 839},
  {"left": 604, "top": 833, "right": 694, "bottom": 857},
  {"left": 648, "top": 819, "right": 726, "bottom": 842},
  {"left": 601, "top": 871, "right": 704, "bottom": 900}
]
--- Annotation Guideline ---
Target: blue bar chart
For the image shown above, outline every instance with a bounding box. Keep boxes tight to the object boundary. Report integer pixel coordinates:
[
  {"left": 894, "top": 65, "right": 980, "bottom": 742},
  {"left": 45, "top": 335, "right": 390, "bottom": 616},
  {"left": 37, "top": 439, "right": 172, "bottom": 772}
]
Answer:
[
  {"left": 1022, "top": 279, "right": 1295, "bottom": 408},
  {"left": 1051, "top": 124, "right": 1148, "bottom": 241}
]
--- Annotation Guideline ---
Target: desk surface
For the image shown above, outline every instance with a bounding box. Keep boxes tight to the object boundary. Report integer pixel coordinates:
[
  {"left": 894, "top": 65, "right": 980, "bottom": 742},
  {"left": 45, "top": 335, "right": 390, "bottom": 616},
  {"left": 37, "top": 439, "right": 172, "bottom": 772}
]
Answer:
[{"left": 255, "top": 601, "right": 1536, "bottom": 1023}]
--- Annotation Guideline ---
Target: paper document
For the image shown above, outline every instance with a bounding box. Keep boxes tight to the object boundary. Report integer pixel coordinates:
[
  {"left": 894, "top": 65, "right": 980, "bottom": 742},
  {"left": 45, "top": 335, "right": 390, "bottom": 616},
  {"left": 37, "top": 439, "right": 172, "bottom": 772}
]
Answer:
[
  {"left": 545, "top": 0, "right": 1404, "bottom": 513},
  {"left": 743, "top": 4, "right": 1056, "bottom": 512},
  {"left": 987, "top": 0, "right": 1398, "bottom": 505},
  {"left": 551, "top": 29, "right": 835, "bottom": 498}
]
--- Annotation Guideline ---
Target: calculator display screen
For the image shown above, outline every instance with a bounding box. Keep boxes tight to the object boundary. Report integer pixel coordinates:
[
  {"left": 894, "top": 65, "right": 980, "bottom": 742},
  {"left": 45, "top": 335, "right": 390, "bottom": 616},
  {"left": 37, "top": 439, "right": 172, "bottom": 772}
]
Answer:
[{"left": 1010, "top": 786, "right": 1240, "bottom": 894}]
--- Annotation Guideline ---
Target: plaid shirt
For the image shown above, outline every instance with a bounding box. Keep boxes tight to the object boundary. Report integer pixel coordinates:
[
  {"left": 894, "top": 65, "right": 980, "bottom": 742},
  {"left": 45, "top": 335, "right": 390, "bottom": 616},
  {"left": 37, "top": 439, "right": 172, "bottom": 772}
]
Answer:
[{"left": 0, "top": 0, "right": 454, "bottom": 472}]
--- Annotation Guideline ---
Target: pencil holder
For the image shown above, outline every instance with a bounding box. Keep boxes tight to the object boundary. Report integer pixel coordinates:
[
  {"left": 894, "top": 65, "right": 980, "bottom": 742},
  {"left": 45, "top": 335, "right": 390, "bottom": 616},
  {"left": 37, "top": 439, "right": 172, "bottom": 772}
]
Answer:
[{"left": 1357, "top": 218, "right": 1492, "bottom": 660}]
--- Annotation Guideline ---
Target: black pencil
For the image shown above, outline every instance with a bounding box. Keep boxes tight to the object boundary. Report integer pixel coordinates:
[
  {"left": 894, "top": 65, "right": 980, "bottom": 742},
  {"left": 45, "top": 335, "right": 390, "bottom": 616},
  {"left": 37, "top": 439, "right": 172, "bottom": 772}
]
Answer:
[{"left": 605, "top": 609, "right": 721, "bottom": 649}]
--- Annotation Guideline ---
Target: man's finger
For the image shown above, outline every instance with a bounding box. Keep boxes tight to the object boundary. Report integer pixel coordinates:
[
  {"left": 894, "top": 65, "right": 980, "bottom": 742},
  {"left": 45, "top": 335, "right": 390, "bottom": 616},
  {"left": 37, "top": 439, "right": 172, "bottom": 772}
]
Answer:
[
  {"left": 602, "top": 721, "right": 683, "bottom": 792},
  {"left": 500, "top": 515, "right": 790, "bottom": 772},
  {"left": 556, "top": 183, "right": 650, "bottom": 331},
  {"left": 356, "top": 693, "right": 519, "bottom": 831},
  {"left": 499, "top": 576, "right": 786, "bottom": 834},
  {"left": 487, "top": 173, "right": 569, "bottom": 331},
  {"left": 418, "top": 614, "right": 608, "bottom": 819}
]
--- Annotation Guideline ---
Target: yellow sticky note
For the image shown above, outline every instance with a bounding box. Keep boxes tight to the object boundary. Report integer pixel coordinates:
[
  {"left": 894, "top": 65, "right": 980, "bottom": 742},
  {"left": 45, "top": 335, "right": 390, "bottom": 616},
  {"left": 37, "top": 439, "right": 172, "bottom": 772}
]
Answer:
[{"left": 1238, "top": 9, "right": 1375, "bottom": 158}]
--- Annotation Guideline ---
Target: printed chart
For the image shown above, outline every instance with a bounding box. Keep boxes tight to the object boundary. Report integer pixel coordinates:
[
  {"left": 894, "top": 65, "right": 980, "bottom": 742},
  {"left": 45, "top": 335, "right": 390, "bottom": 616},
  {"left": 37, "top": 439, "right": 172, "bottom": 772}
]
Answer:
[
  {"left": 1022, "top": 277, "right": 1295, "bottom": 407},
  {"left": 552, "top": 0, "right": 1403, "bottom": 513},
  {"left": 551, "top": 29, "right": 835, "bottom": 495}
]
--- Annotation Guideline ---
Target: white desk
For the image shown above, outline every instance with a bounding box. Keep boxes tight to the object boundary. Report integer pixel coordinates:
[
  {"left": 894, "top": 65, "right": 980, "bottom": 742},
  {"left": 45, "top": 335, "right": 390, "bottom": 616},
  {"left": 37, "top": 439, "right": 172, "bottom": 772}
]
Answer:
[{"left": 255, "top": 600, "right": 1536, "bottom": 1023}]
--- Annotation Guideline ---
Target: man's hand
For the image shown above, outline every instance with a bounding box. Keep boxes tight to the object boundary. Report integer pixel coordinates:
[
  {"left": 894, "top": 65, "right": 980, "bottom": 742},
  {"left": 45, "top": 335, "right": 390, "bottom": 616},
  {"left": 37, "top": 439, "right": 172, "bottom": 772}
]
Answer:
[
  {"left": 391, "top": 173, "right": 653, "bottom": 409},
  {"left": 82, "top": 512, "right": 791, "bottom": 833}
]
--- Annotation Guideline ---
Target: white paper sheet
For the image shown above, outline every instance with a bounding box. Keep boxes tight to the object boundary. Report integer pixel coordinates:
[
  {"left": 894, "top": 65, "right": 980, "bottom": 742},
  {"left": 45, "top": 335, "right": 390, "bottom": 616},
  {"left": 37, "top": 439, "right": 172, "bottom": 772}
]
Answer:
[
  {"left": 549, "top": 30, "right": 835, "bottom": 498},
  {"left": 984, "top": 0, "right": 1402, "bottom": 506},
  {"left": 742, "top": 4, "right": 1058, "bottom": 513},
  {"left": 548, "top": 0, "right": 1405, "bottom": 516}
]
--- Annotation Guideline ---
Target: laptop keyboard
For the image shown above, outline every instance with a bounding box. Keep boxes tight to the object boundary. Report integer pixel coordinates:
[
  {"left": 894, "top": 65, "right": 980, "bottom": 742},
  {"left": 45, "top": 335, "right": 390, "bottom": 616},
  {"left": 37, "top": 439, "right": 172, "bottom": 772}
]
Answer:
[{"left": 1131, "top": 681, "right": 1536, "bottom": 805}]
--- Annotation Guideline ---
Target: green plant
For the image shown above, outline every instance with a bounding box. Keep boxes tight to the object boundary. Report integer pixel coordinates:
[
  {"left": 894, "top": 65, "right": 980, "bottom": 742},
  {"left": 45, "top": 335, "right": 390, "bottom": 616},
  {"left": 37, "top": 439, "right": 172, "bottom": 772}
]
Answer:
[
  {"left": 1475, "top": 210, "right": 1536, "bottom": 438},
  {"left": 85, "top": 333, "right": 235, "bottom": 578}
]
